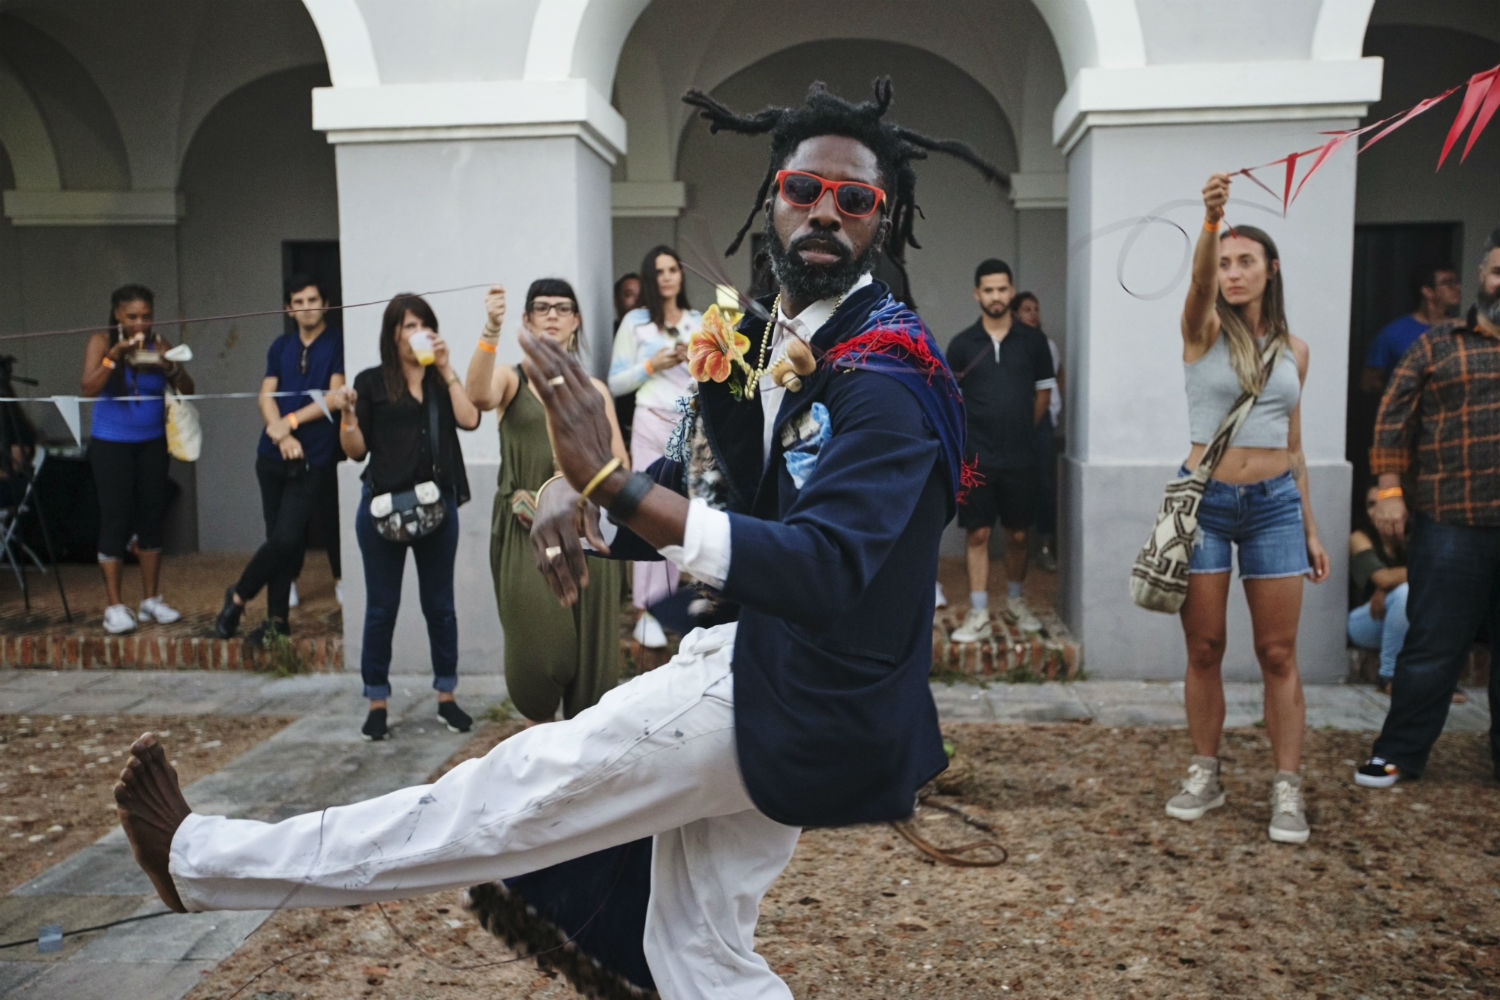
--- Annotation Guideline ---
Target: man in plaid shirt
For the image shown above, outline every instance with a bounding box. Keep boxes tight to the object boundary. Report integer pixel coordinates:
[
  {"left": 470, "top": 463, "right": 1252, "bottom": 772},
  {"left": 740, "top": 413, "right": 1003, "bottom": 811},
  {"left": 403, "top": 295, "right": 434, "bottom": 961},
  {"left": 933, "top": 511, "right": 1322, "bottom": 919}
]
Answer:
[{"left": 1356, "top": 229, "right": 1500, "bottom": 789}]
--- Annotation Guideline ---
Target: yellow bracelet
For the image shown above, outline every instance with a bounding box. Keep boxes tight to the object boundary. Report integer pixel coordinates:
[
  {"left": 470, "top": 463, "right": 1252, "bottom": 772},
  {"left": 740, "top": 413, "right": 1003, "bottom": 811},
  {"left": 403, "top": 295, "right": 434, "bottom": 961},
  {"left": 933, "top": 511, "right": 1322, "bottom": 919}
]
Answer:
[
  {"left": 534, "top": 473, "right": 567, "bottom": 510},
  {"left": 1203, "top": 218, "right": 1220, "bottom": 233},
  {"left": 476, "top": 339, "right": 497, "bottom": 354},
  {"left": 1375, "top": 486, "right": 1403, "bottom": 500},
  {"left": 576, "top": 457, "right": 623, "bottom": 509},
  {"left": 101, "top": 357, "right": 117, "bottom": 370}
]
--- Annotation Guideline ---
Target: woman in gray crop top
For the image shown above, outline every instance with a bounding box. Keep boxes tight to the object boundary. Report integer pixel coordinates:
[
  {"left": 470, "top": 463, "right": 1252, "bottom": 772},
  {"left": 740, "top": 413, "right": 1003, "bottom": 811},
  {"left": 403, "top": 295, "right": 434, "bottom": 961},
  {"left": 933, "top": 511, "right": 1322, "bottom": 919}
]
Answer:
[{"left": 1163, "top": 173, "right": 1329, "bottom": 848}]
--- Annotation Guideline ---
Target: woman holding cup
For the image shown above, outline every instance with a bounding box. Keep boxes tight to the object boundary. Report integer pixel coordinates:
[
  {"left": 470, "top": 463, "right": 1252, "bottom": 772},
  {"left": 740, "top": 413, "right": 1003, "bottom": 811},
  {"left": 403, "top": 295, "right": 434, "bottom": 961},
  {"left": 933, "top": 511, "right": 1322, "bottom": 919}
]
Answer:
[{"left": 334, "top": 293, "right": 480, "bottom": 741}]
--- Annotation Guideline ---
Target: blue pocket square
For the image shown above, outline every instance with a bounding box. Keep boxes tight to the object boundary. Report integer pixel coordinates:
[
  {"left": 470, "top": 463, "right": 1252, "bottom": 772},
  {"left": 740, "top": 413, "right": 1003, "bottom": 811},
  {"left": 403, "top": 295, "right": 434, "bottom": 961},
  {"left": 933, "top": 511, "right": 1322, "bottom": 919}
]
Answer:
[{"left": 782, "top": 402, "right": 831, "bottom": 490}]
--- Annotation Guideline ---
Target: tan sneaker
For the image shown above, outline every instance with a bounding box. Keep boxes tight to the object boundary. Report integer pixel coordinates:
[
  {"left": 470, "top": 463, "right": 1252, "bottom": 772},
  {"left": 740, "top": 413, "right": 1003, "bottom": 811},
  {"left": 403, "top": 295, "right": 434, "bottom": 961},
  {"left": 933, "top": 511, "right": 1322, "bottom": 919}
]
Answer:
[
  {"left": 1165, "top": 755, "right": 1225, "bottom": 820},
  {"left": 951, "top": 607, "right": 992, "bottom": 643},
  {"left": 1268, "top": 771, "right": 1309, "bottom": 844},
  {"left": 1007, "top": 595, "right": 1042, "bottom": 632}
]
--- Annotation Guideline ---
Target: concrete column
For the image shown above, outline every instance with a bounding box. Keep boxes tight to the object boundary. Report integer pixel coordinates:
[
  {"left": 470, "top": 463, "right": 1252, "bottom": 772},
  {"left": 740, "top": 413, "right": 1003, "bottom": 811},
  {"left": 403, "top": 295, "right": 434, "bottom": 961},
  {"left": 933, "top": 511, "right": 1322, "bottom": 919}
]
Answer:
[
  {"left": 315, "top": 80, "right": 622, "bottom": 679},
  {"left": 1057, "top": 58, "right": 1380, "bottom": 682}
]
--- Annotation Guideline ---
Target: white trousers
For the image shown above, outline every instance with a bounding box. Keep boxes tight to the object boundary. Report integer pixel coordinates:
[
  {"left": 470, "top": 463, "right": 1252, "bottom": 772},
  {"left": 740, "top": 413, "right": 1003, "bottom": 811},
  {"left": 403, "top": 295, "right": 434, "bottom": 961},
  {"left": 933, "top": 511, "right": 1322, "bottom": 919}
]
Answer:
[{"left": 169, "top": 623, "right": 799, "bottom": 999}]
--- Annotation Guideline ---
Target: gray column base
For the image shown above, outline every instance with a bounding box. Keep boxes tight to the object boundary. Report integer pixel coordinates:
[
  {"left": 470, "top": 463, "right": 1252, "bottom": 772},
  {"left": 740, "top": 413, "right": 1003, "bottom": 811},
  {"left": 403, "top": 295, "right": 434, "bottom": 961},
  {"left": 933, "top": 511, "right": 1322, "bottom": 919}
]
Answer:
[
  {"left": 337, "top": 461, "right": 504, "bottom": 685},
  {"left": 1060, "top": 456, "right": 1351, "bottom": 682}
]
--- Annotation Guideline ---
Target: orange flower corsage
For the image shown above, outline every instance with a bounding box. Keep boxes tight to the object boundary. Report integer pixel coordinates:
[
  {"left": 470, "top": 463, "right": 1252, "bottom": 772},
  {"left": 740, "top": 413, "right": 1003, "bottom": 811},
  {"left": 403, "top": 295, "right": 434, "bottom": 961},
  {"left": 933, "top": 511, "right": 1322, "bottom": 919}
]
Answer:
[{"left": 687, "top": 304, "right": 754, "bottom": 399}]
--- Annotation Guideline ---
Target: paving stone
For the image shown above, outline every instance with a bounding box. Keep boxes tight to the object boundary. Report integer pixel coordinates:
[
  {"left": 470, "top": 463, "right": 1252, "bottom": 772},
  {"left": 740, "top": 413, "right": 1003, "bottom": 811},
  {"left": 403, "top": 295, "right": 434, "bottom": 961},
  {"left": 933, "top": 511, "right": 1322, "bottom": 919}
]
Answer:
[
  {"left": 13, "top": 956, "right": 210, "bottom": 1000},
  {"left": 12, "top": 837, "right": 154, "bottom": 897},
  {"left": 0, "top": 960, "right": 48, "bottom": 995},
  {"left": 0, "top": 892, "right": 146, "bottom": 959},
  {"left": 928, "top": 685, "right": 993, "bottom": 721},
  {"left": 72, "top": 901, "right": 270, "bottom": 963}
]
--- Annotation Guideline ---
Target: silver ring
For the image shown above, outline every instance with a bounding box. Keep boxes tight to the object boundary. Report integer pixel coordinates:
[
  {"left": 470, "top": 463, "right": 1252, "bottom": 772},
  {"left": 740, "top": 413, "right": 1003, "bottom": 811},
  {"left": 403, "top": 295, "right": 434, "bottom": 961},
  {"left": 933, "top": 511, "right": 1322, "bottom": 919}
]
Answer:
[
  {"left": 547, "top": 375, "right": 566, "bottom": 387},
  {"left": 544, "top": 545, "right": 563, "bottom": 561}
]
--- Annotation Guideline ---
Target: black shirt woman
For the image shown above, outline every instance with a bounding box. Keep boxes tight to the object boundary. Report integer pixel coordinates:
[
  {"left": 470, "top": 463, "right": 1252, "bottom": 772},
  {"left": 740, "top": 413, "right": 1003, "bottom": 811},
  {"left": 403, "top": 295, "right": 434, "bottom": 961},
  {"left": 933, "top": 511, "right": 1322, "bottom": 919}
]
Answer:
[
  {"left": 332, "top": 293, "right": 480, "bottom": 741},
  {"left": 79, "top": 284, "right": 194, "bottom": 635}
]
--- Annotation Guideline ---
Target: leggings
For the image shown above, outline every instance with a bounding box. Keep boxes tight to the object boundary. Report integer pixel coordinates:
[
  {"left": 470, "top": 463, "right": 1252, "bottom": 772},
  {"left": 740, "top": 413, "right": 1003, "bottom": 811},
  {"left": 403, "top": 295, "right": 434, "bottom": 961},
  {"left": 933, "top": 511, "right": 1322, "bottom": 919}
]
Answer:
[{"left": 88, "top": 436, "right": 168, "bottom": 559}]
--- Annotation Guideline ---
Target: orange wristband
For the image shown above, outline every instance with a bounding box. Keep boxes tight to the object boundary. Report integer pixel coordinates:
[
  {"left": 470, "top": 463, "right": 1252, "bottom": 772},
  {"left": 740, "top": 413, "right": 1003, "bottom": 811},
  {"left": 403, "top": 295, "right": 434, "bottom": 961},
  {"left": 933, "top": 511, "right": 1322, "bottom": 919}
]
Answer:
[
  {"left": 643, "top": 358, "right": 654, "bottom": 376},
  {"left": 101, "top": 357, "right": 117, "bottom": 370},
  {"left": 287, "top": 413, "right": 300, "bottom": 430},
  {"left": 1203, "top": 219, "right": 1220, "bottom": 233},
  {"left": 477, "top": 339, "right": 497, "bottom": 354},
  {"left": 1375, "top": 487, "right": 1403, "bottom": 500}
]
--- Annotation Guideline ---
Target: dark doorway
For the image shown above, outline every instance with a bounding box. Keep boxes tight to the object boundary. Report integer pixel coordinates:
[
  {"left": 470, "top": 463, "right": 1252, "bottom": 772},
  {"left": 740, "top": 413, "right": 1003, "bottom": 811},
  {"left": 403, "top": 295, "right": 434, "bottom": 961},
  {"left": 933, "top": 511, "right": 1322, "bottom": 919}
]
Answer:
[
  {"left": 1345, "top": 222, "right": 1462, "bottom": 522},
  {"left": 281, "top": 240, "right": 343, "bottom": 559}
]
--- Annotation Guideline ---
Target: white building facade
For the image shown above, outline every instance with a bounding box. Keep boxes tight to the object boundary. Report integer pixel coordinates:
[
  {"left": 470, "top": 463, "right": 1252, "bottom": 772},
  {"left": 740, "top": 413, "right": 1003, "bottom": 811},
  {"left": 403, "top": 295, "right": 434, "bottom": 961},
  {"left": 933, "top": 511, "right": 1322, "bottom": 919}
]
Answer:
[{"left": 2, "top": 0, "right": 1498, "bottom": 680}]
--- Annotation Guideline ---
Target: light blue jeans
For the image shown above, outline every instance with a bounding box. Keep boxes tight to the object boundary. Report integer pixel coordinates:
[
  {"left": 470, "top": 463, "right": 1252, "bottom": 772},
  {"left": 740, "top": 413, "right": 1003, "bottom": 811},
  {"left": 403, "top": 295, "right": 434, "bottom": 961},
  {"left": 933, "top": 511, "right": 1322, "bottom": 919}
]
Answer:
[{"left": 1346, "top": 582, "right": 1409, "bottom": 680}]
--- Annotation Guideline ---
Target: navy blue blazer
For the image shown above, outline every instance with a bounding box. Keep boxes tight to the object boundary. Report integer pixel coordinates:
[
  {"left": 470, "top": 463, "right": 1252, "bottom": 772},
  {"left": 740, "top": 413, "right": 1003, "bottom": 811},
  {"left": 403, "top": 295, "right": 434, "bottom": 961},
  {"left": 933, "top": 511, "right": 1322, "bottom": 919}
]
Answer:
[
  {"left": 613, "top": 281, "right": 957, "bottom": 826},
  {"left": 494, "top": 283, "right": 959, "bottom": 991}
]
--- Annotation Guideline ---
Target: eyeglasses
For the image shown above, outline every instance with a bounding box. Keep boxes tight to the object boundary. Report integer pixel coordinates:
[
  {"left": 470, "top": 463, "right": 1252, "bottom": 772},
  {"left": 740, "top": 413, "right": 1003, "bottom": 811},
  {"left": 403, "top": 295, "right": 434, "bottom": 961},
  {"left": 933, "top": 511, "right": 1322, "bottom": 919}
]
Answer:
[
  {"left": 529, "top": 301, "right": 577, "bottom": 316},
  {"left": 299, "top": 344, "right": 309, "bottom": 375},
  {"left": 774, "top": 170, "right": 886, "bottom": 218}
]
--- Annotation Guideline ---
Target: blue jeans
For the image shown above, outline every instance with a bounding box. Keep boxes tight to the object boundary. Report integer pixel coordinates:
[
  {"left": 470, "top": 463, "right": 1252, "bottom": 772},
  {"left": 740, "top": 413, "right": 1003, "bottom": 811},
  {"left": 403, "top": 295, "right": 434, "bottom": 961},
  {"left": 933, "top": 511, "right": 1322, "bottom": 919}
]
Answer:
[
  {"left": 1347, "top": 582, "right": 1409, "bottom": 680},
  {"left": 1370, "top": 514, "right": 1500, "bottom": 778},
  {"left": 355, "top": 488, "right": 460, "bottom": 700}
]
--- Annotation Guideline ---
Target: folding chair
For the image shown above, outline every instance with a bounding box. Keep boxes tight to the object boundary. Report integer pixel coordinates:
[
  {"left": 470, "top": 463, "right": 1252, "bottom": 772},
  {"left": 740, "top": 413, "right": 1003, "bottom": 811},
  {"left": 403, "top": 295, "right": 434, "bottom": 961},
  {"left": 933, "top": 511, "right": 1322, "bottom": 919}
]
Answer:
[{"left": 0, "top": 446, "right": 72, "bottom": 619}]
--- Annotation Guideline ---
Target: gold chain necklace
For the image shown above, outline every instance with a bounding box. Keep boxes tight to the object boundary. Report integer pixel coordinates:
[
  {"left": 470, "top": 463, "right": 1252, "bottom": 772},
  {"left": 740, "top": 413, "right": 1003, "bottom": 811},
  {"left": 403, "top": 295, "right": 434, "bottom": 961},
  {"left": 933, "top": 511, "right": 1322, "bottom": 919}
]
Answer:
[{"left": 751, "top": 290, "right": 842, "bottom": 399}]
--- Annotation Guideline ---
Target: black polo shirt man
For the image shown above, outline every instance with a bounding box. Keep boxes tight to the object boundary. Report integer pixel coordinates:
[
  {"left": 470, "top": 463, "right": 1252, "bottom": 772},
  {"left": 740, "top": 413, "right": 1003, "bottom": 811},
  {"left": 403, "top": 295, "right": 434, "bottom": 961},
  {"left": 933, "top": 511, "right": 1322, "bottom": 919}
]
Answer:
[{"left": 944, "top": 257, "right": 1054, "bottom": 641}]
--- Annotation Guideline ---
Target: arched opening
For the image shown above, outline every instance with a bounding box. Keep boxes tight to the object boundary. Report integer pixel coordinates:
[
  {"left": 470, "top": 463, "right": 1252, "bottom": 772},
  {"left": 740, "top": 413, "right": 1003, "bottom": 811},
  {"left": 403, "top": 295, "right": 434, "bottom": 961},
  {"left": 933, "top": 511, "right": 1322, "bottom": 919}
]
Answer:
[{"left": 178, "top": 64, "right": 339, "bottom": 553}]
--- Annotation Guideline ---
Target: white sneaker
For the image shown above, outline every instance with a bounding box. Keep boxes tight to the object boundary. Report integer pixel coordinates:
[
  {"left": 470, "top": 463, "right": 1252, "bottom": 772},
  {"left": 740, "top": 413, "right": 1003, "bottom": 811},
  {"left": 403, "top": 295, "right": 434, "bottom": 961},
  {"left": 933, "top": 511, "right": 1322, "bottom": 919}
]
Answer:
[
  {"left": 288, "top": 582, "right": 300, "bottom": 608},
  {"left": 335, "top": 581, "right": 343, "bottom": 606},
  {"left": 951, "top": 607, "right": 992, "bottom": 643},
  {"left": 1165, "top": 755, "right": 1226, "bottom": 820},
  {"left": 633, "top": 611, "right": 667, "bottom": 649},
  {"left": 104, "top": 604, "right": 137, "bottom": 634},
  {"left": 934, "top": 582, "right": 948, "bottom": 609},
  {"left": 137, "top": 595, "right": 181, "bottom": 625},
  {"left": 1007, "top": 595, "right": 1042, "bottom": 632}
]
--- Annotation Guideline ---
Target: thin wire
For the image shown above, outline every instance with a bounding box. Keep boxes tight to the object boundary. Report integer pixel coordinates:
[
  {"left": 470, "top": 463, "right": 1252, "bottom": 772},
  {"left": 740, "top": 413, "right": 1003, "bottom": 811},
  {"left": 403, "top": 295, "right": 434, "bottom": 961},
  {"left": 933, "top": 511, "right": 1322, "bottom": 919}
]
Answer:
[
  {"left": 0, "top": 908, "right": 176, "bottom": 950},
  {"left": 0, "top": 282, "right": 495, "bottom": 344}
]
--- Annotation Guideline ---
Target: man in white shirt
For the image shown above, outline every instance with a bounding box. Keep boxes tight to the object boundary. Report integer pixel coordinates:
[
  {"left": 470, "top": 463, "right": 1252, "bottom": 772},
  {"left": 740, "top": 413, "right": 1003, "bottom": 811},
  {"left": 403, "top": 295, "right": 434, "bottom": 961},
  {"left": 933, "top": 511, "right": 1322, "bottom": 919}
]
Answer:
[{"left": 113, "top": 79, "right": 1001, "bottom": 1000}]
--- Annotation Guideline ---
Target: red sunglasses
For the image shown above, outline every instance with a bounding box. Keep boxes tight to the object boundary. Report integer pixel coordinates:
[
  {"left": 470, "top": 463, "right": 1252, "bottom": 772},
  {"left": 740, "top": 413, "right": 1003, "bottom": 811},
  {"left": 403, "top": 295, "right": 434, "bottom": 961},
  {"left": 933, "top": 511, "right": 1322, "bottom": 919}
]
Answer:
[{"left": 774, "top": 170, "right": 887, "bottom": 218}]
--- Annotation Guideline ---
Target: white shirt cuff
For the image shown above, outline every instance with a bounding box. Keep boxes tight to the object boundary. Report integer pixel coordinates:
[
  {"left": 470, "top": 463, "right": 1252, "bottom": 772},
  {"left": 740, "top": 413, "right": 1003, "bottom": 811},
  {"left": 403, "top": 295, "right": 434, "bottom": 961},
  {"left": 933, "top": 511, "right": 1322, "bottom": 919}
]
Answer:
[{"left": 658, "top": 497, "right": 731, "bottom": 590}]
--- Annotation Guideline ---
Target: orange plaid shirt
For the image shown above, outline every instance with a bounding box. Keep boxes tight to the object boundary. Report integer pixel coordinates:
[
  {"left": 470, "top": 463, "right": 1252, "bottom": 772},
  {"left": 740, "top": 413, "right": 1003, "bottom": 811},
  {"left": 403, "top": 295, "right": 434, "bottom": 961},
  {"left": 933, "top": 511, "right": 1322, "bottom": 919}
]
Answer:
[{"left": 1369, "top": 309, "right": 1500, "bottom": 526}]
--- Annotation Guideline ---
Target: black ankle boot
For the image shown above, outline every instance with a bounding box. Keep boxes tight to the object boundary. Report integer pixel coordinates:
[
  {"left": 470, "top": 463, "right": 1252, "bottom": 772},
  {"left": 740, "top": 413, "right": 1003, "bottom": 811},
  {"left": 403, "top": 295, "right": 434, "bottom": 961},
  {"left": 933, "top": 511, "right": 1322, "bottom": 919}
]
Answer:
[
  {"left": 214, "top": 587, "right": 243, "bottom": 639},
  {"left": 362, "top": 708, "right": 388, "bottom": 741},
  {"left": 437, "top": 700, "right": 472, "bottom": 734}
]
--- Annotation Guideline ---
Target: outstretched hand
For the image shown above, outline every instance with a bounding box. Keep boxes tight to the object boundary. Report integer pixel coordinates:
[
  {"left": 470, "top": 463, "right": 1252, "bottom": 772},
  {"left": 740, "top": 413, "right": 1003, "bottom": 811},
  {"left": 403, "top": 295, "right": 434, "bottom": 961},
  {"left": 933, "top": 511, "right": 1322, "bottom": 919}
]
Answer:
[
  {"left": 519, "top": 328, "right": 619, "bottom": 605},
  {"left": 519, "top": 329, "right": 616, "bottom": 490}
]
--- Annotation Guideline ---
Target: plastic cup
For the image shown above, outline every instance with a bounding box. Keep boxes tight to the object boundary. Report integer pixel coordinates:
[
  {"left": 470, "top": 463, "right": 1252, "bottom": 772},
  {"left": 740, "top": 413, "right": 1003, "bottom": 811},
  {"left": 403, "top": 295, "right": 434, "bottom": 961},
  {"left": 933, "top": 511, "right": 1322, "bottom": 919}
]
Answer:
[{"left": 408, "top": 330, "right": 436, "bottom": 366}]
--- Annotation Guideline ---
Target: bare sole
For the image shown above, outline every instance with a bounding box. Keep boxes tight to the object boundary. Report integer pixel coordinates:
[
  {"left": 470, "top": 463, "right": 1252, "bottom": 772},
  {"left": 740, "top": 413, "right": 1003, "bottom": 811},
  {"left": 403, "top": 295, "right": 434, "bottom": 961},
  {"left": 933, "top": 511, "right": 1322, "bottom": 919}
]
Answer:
[{"left": 113, "top": 733, "right": 191, "bottom": 913}]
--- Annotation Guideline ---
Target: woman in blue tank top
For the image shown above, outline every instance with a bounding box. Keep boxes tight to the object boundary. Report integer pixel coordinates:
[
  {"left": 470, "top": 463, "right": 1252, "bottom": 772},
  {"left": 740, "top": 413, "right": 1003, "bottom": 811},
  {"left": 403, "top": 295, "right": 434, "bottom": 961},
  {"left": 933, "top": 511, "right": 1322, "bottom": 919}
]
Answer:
[
  {"left": 80, "top": 284, "right": 194, "bottom": 635},
  {"left": 1164, "top": 174, "right": 1330, "bottom": 847}
]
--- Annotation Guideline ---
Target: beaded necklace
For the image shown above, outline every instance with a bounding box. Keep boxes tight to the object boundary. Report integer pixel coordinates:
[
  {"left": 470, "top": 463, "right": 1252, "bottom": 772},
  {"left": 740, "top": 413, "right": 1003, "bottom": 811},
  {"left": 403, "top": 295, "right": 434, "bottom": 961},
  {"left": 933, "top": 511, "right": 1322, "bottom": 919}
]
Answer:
[{"left": 752, "top": 290, "right": 842, "bottom": 399}]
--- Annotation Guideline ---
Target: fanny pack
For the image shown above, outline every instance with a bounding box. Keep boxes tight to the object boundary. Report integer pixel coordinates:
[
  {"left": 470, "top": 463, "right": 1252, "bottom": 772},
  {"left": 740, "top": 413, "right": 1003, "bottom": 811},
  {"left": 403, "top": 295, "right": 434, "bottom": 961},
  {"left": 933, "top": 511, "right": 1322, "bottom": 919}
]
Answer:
[{"left": 370, "top": 390, "right": 446, "bottom": 544}]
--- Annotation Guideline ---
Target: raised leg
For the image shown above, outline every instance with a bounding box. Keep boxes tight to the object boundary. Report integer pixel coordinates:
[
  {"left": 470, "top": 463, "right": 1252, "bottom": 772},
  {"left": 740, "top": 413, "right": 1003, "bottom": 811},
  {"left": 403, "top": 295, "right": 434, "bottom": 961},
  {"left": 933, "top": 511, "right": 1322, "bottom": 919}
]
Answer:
[{"left": 113, "top": 733, "right": 191, "bottom": 912}]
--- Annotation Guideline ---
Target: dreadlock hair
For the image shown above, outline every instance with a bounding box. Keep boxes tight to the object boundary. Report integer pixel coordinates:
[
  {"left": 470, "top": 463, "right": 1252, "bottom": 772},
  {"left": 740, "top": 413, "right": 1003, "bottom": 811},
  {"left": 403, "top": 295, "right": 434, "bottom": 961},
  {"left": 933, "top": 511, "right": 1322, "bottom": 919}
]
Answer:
[{"left": 681, "top": 79, "right": 1008, "bottom": 273}]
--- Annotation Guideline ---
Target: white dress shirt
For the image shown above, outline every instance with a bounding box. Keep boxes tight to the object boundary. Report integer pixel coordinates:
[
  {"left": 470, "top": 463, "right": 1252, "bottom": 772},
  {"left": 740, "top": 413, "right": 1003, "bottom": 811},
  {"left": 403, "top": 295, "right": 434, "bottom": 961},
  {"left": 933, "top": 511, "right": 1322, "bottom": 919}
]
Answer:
[{"left": 658, "top": 274, "right": 874, "bottom": 589}]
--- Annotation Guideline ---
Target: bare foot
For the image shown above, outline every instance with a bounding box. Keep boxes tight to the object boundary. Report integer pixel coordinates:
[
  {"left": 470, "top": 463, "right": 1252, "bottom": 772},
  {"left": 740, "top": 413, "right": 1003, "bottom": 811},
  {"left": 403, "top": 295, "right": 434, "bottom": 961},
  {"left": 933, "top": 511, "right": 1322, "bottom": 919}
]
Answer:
[{"left": 113, "top": 733, "right": 191, "bottom": 912}]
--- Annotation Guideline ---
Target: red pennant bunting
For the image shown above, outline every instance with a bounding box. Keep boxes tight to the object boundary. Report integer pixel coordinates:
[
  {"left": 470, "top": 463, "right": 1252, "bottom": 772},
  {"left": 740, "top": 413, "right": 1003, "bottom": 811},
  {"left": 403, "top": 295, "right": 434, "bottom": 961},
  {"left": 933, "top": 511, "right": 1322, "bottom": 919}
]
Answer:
[
  {"left": 1438, "top": 66, "right": 1498, "bottom": 169},
  {"left": 1461, "top": 66, "right": 1500, "bottom": 161},
  {"left": 1226, "top": 62, "right": 1498, "bottom": 213}
]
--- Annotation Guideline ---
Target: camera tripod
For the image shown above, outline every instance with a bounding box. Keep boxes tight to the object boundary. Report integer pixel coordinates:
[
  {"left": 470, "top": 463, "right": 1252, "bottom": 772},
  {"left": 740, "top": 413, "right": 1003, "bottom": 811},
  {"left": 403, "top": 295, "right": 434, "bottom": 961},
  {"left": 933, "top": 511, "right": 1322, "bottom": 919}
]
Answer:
[{"left": 0, "top": 356, "right": 72, "bottom": 620}]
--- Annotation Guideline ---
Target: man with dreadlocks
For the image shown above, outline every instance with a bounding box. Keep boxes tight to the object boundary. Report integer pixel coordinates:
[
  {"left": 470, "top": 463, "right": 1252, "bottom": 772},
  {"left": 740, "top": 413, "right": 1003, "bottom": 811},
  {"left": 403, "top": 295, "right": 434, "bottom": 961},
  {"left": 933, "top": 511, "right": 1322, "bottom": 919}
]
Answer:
[{"left": 113, "top": 80, "right": 1001, "bottom": 999}]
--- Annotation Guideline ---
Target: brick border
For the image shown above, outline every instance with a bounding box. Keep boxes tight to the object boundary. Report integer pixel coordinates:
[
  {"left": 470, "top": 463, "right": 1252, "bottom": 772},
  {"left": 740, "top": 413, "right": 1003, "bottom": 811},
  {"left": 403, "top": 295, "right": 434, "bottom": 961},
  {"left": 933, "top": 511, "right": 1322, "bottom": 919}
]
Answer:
[{"left": 0, "top": 632, "right": 344, "bottom": 672}]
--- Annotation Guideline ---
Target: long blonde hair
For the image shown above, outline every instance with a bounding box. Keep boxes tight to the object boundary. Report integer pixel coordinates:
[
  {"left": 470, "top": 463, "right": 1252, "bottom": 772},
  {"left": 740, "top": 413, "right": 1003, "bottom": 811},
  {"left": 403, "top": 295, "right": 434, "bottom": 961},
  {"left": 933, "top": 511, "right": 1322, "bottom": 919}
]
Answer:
[{"left": 1216, "top": 225, "right": 1289, "bottom": 393}]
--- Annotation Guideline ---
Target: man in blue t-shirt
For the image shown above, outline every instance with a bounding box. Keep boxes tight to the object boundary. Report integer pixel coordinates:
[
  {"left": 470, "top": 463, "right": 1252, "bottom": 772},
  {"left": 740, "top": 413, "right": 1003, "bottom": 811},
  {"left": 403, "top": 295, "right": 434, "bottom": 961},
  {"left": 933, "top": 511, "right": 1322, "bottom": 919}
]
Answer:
[
  {"left": 1360, "top": 263, "right": 1461, "bottom": 395},
  {"left": 216, "top": 275, "right": 346, "bottom": 641}
]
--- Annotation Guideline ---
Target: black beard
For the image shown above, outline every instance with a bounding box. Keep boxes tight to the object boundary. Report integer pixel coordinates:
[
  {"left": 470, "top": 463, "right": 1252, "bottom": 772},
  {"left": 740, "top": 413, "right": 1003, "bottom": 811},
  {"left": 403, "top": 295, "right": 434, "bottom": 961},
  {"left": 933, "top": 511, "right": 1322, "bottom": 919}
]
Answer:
[
  {"left": 982, "top": 302, "right": 1010, "bottom": 319},
  {"left": 1478, "top": 285, "right": 1500, "bottom": 327},
  {"left": 765, "top": 219, "right": 879, "bottom": 305}
]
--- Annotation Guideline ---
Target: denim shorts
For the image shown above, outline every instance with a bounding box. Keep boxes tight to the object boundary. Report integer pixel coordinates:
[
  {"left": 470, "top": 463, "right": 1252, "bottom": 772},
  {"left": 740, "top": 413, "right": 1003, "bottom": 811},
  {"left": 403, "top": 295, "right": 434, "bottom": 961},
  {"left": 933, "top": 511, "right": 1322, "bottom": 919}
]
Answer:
[{"left": 1184, "top": 468, "right": 1310, "bottom": 578}]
